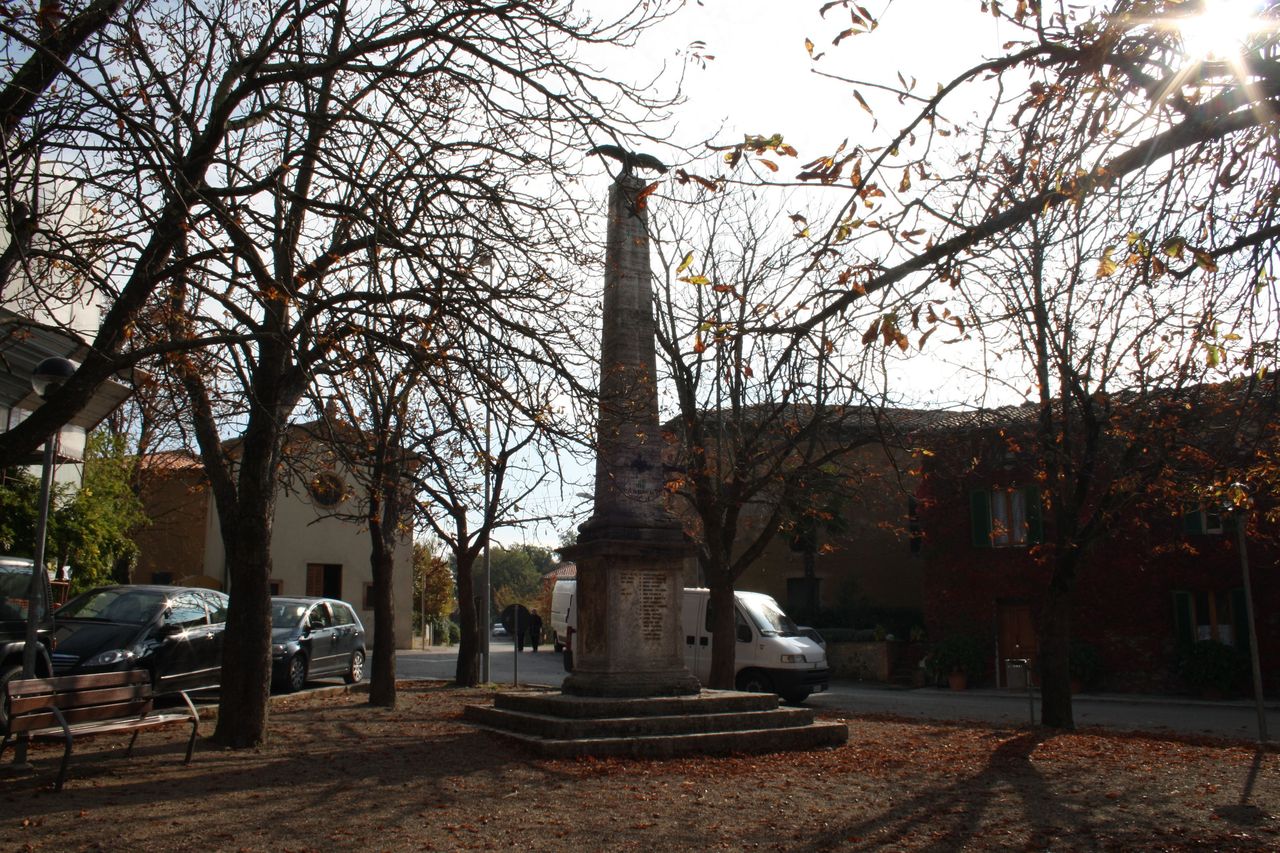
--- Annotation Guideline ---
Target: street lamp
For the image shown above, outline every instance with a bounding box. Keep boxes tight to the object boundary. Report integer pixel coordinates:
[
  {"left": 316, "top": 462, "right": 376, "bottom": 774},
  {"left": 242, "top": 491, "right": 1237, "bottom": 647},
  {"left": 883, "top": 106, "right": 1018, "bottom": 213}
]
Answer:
[
  {"left": 15, "top": 355, "right": 75, "bottom": 764},
  {"left": 476, "top": 253, "right": 494, "bottom": 684},
  {"left": 1223, "top": 483, "right": 1268, "bottom": 744}
]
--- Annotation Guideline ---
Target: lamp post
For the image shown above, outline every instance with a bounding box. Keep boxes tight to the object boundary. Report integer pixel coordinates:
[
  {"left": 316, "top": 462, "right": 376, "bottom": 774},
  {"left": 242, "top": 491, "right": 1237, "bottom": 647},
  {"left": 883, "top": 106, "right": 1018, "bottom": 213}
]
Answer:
[
  {"left": 1224, "top": 483, "right": 1268, "bottom": 744},
  {"left": 476, "top": 253, "right": 494, "bottom": 684},
  {"left": 15, "top": 356, "right": 76, "bottom": 765}
]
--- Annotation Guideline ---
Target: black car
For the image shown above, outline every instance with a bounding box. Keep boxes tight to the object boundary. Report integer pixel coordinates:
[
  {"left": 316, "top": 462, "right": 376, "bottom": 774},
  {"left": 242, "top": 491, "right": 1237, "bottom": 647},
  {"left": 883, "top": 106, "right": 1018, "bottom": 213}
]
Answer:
[
  {"left": 271, "top": 597, "right": 366, "bottom": 692},
  {"left": 52, "top": 585, "right": 229, "bottom": 694}
]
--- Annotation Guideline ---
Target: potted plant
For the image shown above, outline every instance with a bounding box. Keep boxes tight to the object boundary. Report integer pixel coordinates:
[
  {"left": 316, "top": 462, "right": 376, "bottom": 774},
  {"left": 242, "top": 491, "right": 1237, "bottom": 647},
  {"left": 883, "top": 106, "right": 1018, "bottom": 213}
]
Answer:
[
  {"left": 1179, "top": 640, "right": 1246, "bottom": 699},
  {"left": 928, "top": 634, "right": 986, "bottom": 690}
]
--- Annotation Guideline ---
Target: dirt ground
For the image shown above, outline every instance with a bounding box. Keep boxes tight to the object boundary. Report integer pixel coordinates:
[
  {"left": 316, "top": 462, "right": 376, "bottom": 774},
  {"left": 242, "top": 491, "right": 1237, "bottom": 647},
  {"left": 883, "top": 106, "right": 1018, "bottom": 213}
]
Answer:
[{"left": 1, "top": 681, "right": 1277, "bottom": 851}]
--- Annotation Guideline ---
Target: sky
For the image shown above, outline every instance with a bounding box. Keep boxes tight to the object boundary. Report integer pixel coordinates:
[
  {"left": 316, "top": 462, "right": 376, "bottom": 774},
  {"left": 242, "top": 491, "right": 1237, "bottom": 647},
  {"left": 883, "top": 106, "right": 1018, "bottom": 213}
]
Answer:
[
  {"left": 493, "top": 1, "right": 1277, "bottom": 547},
  {"left": 498, "top": 1, "right": 1026, "bottom": 547}
]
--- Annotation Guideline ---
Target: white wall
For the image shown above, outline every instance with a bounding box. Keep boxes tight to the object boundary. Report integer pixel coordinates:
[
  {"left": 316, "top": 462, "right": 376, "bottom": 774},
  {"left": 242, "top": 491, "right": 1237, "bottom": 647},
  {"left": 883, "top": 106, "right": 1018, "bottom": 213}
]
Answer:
[{"left": 201, "top": 463, "right": 414, "bottom": 648}]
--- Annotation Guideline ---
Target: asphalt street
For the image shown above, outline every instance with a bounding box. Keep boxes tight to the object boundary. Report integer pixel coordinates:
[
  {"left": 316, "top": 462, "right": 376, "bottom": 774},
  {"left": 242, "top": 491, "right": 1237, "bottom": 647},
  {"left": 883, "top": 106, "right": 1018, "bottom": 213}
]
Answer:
[{"left": 397, "top": 642, "right": 1280, "bottom": 743}]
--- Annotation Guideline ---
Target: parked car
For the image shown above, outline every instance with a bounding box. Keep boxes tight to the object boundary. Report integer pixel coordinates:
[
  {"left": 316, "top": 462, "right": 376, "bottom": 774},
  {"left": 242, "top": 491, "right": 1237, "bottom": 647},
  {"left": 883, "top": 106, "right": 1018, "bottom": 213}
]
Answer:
[
  {"left": 798, "top": 626, "right": 827, "bottom": 649},
  {"left": 52, "top": 585, "right": 230, "bottom": 694},
  {"left": 1, "top": 556, "right": 56, "bottom": 732},
  {"left": 271, "top": 597, "right": 366, "bottom": 693},
  {"left": 492, "top": 622, "right": 507, "bottom": 637}
]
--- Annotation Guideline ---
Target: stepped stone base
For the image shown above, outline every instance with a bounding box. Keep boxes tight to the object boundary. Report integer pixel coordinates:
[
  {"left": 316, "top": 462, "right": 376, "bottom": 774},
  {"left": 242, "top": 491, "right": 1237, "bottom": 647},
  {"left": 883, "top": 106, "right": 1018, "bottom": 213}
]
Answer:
[{"left": 464, "top": 689, "right": 849, "bottom": 759}]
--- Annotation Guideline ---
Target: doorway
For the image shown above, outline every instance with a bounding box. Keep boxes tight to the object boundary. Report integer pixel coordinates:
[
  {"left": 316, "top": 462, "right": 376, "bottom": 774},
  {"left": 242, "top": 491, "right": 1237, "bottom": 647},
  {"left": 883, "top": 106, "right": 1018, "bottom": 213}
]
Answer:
[{"left": 997, "top": 600, "right": 1037, "bottom": 687}]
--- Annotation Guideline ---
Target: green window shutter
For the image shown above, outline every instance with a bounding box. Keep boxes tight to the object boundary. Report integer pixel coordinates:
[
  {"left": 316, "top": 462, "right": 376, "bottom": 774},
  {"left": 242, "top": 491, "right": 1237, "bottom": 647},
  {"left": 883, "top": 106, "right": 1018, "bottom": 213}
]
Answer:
[
  {"left": 970, "top": 490, "right": 992, "bottom": 548},
  {"left": 1025, "top": 486, "right": 1043, "bottom": 544},
  {"left": 1172, "top": 591, "right": 1194, "bottom": 648},
  {"left": 1231, "top": 588, "right": 1250, "bottom": 657}
]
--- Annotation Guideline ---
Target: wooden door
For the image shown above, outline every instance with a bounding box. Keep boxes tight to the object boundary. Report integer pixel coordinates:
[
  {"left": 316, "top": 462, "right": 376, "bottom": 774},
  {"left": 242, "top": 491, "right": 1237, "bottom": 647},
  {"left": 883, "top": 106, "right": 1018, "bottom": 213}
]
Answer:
[{"left": 997, "top": 601, "right": 1037, "bottom": 687}]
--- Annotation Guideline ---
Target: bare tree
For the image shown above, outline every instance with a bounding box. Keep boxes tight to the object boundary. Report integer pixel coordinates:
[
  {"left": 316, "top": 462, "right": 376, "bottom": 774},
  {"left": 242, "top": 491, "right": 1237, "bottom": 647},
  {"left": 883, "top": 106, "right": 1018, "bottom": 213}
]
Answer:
[
  {"left": 2, "top": 0, "right": 685, "bottom": 747},
  {"left": 650, "top": 180, "right": 903, "bottom": 694},
  {"left": 752, "top": 1, "right": 1280, "bottom": 727}
]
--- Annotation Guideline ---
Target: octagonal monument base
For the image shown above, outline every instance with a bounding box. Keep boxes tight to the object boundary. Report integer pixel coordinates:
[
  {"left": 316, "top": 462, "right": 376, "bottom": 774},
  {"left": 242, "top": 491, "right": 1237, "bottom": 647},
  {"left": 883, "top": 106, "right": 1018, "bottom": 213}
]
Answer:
[{"left": 464, "top": 689, "right": 849, "bottom": 759}]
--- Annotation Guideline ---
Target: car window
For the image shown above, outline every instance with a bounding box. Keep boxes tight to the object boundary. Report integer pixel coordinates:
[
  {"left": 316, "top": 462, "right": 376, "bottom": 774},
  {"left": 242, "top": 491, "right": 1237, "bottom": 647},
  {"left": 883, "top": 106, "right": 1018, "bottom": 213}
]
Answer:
[
  {"left": 307, "top": 604, "right": 332, "bottom": 630},
  {"left": 0, "top": 565, "right": 41, "bottom": 620},
  {"left": 164, "top": 592, "right": 208, "bottom": 628},
  {"left": 331, "top": 602, "right": 354, "bottom": 626},
  {"left": 60, "top": 588, "right": 166, "bottom": 625},
  {"left": 201, "top": 591, "right": 229, "bottom": 624},
  {"left": 271, "top": 602, "right": 307, "bottom": 628},
  {"left": 704, "top": 601, "right": 754, "bottom": 643}
]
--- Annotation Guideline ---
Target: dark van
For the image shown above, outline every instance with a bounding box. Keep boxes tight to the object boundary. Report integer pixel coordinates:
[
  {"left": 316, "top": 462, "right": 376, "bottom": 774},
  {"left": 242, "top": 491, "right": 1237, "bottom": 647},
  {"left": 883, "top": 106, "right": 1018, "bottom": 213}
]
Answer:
[{"left": 1, "top": 557, "right": 56, "bottom": 730}]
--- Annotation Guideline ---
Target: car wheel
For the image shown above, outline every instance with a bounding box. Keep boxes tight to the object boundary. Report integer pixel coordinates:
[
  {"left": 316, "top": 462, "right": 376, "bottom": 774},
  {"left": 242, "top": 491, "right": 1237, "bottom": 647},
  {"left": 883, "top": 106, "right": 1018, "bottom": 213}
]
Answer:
[
  {"left": 735, "top": 669, "right": 773, "bottom": 694},
  {"left": 344, "top": 649, "right": 365, "bottom": 684},
  {"left": 0, "top": 664, "right": 22, "bottom": 735},
  {"left": 780, "top": 689, "right": 811, "bottom": 705},
  {"left": 284, "top": 654, "right": 307, "bottom": 693}
]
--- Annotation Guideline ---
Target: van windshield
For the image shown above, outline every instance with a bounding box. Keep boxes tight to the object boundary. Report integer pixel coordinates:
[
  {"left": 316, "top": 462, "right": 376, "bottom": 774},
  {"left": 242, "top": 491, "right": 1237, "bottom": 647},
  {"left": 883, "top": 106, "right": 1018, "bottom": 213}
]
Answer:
[
  {"left": 0, "top": 564, "right": 44, "bottom": 621},
  {"left": 740, "top": 594, "right": 799, "bottom": 638}
]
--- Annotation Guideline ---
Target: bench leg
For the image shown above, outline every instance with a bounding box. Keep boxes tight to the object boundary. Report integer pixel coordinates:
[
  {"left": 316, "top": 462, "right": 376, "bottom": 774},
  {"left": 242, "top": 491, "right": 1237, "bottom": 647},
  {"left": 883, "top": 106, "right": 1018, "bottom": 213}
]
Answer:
[
  {"left": 126, "top": 729, "right": 141, "bottom": 756},
  {"left": 52, "top": 707, "right": 72, "bottom": 793},
  {"left": 179, "top": 691, "right": 199, "bottom": 764}
]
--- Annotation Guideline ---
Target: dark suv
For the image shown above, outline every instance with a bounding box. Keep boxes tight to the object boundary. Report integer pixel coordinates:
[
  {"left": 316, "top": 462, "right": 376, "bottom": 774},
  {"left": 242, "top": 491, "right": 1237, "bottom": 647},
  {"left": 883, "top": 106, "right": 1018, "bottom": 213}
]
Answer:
[
  {"left": 52, "top": 585, "right": 230, "bottom": 694},
  {"left": 1, "top": 557, "right": 55, "bottom": 730}
]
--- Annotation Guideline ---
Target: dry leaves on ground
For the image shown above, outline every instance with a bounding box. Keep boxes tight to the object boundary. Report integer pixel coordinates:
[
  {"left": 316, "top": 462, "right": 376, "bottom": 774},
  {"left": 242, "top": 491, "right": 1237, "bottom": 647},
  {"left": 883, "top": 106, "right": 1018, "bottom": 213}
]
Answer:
[{"left": 1, "top": 681, "right": 1276, "bottom": 851}]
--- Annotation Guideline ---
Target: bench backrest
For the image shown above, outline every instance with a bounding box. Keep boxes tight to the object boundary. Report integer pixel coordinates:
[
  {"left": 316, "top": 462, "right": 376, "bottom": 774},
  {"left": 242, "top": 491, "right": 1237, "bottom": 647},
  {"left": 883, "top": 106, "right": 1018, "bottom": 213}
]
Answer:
[{"left": 4, "top": 670, "right": 154, "bottom": 733}]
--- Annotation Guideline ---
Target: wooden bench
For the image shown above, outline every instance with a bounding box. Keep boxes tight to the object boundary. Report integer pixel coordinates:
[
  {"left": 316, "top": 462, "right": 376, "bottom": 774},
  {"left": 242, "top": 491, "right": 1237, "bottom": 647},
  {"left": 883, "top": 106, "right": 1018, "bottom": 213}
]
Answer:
[{"left": 0, "top": 670, "right": 199, "bottom": 791}]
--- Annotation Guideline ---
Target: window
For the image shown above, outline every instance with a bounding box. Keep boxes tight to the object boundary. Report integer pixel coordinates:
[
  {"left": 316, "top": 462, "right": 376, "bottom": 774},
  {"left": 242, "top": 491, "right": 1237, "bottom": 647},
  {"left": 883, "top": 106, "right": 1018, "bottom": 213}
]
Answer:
[
  {"left": 306, "top": 563, "right": 343, "bottom": 599},
  {"left": 786, "top": 577, "right": 820, "bottom": 617},
  {"left": 200, "top": 591, "right": 229, "bottom": 624},
  {"left": 307, "top": 603, "right": 333, "bottom": 630},
  {"left": 705, "top": 601, "right": 754, "bottom": 643},
  {"left": 164, "top": 592, "right": 209, "bottom": 629},
  {"left": 331, "top": 602, "right": 355, "bottom": 626},
  {"left": 1172, "top": 589, "right": 1249, "bottom": 653},
  {"left": 1182, "top": 509, "right": 1224, "bottom": 535},
  {"left": 971, "top": 487, "right": 1042, "bottom": 548},
  {"left": 908, "top": 495, "right": 923, "bottom": 555},
  {"left": 267, "top": 579, "right": 282, "bottom": 596}
]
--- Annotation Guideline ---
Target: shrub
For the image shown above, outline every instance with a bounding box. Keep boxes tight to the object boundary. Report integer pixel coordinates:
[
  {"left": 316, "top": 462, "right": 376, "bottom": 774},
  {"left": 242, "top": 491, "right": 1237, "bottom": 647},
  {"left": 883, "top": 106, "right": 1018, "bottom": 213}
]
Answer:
[
  {"left": 927, "top": 634, "right": 987, "bottom": 682},
  {"left": 1179, "top": 641, "right": 1246, "bottom": 696},
  {"left": 1069, "top": 642, "right": 1102, "bottom": 687}
]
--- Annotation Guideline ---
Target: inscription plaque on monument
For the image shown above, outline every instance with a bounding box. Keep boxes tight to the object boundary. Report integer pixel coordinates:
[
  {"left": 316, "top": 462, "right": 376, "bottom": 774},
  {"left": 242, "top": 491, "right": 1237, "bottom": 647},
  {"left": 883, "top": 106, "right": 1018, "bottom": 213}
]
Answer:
[{"left": 619, "top": 570, "right": 670, "bottom": 644}]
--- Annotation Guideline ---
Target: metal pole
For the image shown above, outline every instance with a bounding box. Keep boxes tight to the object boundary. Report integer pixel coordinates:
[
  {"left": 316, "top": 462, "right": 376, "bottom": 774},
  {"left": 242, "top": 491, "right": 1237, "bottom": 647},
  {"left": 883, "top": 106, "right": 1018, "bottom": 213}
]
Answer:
[
  {"left": 15, "top": 431, "right": 57, "bottom": 764},
  {"left": 480, "top": 257, "right": 494, "bottom": 684},
  {"left": 1235, "top": 512, "right": 1269, "bottom": 744},
  {"left": 513, "top": 606, "right": 519, "bottom": 687}
]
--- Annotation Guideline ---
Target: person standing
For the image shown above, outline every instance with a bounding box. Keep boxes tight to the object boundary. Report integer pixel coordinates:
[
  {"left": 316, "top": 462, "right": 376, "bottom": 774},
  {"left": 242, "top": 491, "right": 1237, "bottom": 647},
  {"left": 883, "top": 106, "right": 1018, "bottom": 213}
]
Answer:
[{"left": 528, "top": 609, "right": 543, "bottom": 653}]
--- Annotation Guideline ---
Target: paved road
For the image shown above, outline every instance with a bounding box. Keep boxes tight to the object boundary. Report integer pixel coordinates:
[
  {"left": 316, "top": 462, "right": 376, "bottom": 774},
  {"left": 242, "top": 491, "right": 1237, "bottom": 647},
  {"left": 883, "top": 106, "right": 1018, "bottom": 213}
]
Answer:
[{"left": 397, "top": 645, "right": 1280, "bottom": 742}]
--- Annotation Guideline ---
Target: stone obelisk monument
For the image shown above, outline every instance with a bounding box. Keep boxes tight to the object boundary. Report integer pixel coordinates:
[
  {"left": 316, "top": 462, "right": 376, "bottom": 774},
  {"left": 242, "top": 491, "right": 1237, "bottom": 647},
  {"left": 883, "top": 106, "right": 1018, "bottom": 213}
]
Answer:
[{"left": 562, "top": 165, "right": 700, "bottom": 698}]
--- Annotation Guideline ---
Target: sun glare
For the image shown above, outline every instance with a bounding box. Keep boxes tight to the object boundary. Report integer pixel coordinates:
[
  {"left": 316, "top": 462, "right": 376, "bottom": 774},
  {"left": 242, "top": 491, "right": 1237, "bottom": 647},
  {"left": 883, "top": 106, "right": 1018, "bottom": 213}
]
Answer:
[{"left": 1178, "top": 0, "right": 1265, "bottom": 60}]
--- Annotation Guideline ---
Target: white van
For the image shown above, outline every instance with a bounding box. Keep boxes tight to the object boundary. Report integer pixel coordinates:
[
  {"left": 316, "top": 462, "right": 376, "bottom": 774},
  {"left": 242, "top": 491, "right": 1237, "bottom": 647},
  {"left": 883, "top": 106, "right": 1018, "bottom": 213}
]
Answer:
[{"left": 550, "top": 579, "right": 829, "bottom": 704}]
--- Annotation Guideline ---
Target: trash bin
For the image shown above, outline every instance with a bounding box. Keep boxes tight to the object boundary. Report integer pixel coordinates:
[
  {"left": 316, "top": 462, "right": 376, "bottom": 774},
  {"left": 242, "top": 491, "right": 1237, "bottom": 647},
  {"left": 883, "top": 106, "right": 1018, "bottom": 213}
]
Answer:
[{"left": 1004, "top": 658, "right": 1029, "bottom": 690}]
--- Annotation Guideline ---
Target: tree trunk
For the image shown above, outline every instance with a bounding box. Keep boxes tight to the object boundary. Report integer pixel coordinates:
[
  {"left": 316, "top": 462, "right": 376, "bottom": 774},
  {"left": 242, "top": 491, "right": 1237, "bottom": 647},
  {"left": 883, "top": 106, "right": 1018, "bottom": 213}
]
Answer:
[
  {"left": 707, "top": 579, "right": 737, "bottom": 690},
  {"left": 453, "top": 552, "right": 480, "bottom": 686},
  {"left": 367, "top": 509, "right": 397, "bottom": 708},
  {"left": 1038, "top": 552, "right": 1078, "bottom": 729},
  {"left": 212, "top": 505, "right": 274, "bottom": 747}
]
